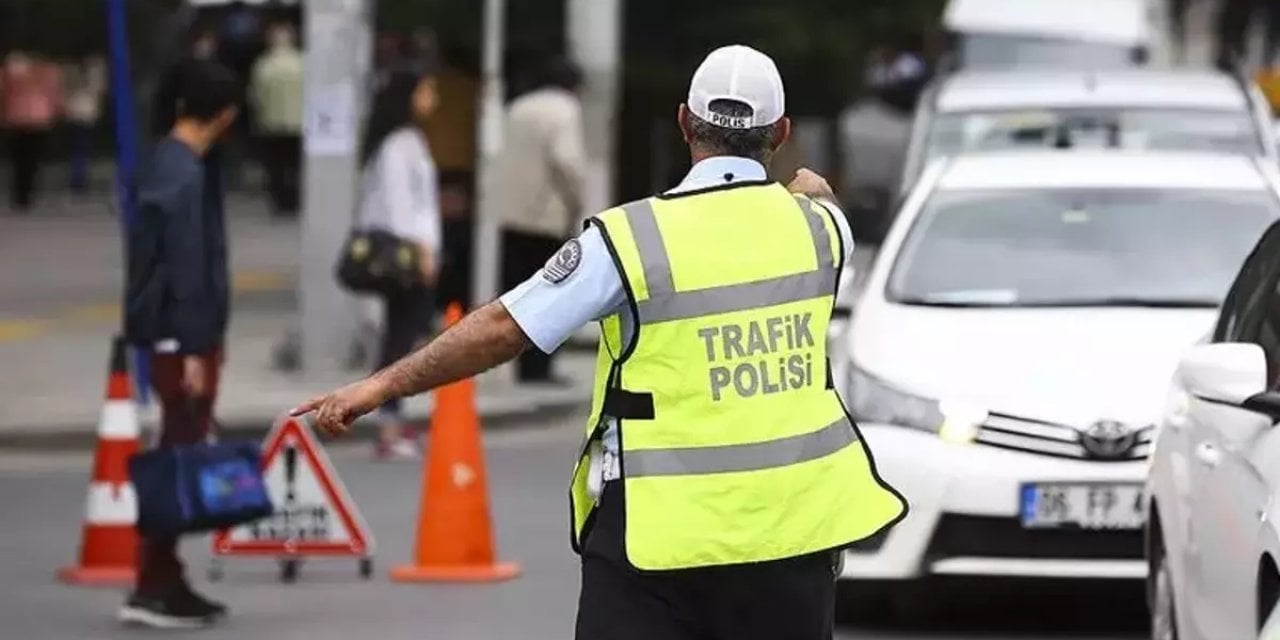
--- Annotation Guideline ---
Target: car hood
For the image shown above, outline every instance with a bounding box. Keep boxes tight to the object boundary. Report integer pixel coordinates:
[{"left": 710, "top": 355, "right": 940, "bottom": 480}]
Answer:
[{"left": 846, "top": 302, "right": 1216, "bottom": 427}]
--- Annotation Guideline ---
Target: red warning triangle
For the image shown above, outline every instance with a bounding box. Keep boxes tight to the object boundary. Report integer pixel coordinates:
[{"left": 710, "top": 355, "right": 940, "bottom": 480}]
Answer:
[{"left": 213, "top": 416, "right": 373, "bottom": 557}]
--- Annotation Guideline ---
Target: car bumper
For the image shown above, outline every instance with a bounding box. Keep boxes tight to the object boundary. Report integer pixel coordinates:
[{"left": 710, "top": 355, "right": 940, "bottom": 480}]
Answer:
[{"left": 842, "top": 424, "right": 1149, "bottom": 581}]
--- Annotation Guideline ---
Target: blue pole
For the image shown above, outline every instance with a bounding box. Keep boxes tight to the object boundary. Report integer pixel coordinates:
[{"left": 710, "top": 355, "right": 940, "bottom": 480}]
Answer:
[{"left": 105, "top": 0, "right": 150, "bottom": 404}]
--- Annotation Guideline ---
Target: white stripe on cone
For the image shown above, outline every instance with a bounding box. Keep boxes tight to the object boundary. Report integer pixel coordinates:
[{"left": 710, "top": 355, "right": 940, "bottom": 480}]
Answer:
[
  {"left": 97, "top": 401, "right": 139, "bottom": 440},
  {"left": 85, "top": 483, "right": 137, "bottom": 525}
]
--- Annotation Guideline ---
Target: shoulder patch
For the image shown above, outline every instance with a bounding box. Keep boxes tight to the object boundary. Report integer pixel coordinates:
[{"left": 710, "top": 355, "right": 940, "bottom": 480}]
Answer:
[{"left": 542, "top": 238, "right": 583, "bottom": 284}]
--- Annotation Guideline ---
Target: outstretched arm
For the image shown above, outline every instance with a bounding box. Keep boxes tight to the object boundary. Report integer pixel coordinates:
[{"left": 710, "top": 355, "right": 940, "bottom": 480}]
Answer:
[
  {"left": 376, "top": 301, "right": 530, "bottom": 399},
  {"left": 292, "top": 301, "right": 531, "bottom": 435}
]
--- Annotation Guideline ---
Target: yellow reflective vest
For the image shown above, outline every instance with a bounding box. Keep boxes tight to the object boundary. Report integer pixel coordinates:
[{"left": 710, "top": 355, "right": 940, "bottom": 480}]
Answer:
[{"left": 570, "top": 181, "right": 908, "bottom": 571}]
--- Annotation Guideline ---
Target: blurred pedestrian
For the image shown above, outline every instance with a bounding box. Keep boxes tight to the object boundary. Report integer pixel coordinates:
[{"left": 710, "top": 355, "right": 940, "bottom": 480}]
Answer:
[
  {"left": 1, "top": 50, "right": 62, "bottom": 211},
  {"left": 355, "top": 69, "right": 443, "bottom": 461},
  {"left": 249, "top": 22, "right": 303, "bottom": 216},
  {"left": 494, "top": 56, "right": 586, "bottom": 385},
  {"left": 421, "top": 44, "right": 480, "bottom": 313},
  {"left": 63, "top": 51, "right": 107, "bottom": 195},
  {"left": 152, "top": 25, "right": 220, "bottom": 136},
  {"left": 1169, "top": 0, "right": 1189, "bottom": 60},
  {"left": 121, "top": 60, "right": 240, "bottom": 629},
  {"left": 218, "top": 0, "right": 264, "bottom": 83},
  {"left": 293, "top": 44, "right": 906, "bottom": 640},
  {"left": 1213, "top": 0, "right": 1280, "bottom": 69}
]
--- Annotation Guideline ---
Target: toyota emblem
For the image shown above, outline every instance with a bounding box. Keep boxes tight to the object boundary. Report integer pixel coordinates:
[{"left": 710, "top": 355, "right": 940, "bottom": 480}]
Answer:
[{"left": 1080, "top": 420, "right": 1137, "bottom": 460}]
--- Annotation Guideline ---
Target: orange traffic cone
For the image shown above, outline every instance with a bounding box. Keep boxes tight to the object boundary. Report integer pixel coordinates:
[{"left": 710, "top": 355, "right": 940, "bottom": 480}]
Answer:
[
  {"left": 58, "top": 336, "right": 140, "bottom": 586},
  {"left": 390, "top": 303, "right": 521, "bottom": 583}
]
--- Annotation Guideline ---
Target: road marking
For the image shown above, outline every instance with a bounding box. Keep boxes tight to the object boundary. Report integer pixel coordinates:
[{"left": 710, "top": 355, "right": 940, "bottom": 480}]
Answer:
[
  {"left": 0, "top": 270, "right": 294, "bottom": 345},
  {"left": 0, "top": 320, "right": 45, "bottom": 342},
  {"left": 234, "top": 269, "right": 293, "bottom": 292}
]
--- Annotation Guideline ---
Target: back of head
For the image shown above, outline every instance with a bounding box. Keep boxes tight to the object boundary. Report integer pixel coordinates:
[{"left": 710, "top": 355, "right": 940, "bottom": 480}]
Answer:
[
  {"left": 684, "top": 45, "right": 787, "bottom": 162},
  {"left": 538, "top": 56, "right": 583, "bottom": 93},
  {"left": 268, "top": 23, "right": 297, "bottom": 50},
  {"left": 176, "top": 60, "right": 240, "bottom": 123}
]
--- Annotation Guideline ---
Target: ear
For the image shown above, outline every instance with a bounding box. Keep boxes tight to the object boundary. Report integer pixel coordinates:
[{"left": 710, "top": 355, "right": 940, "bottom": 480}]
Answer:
[
  {"left": 677, "top": 103, "right": 694, "bottom": 145},
  {"left": 771, "top": 116, "right": 792, "bottom": 152},
  {"left": 216, "top": 106, "right": 240, "bottom": 131}
]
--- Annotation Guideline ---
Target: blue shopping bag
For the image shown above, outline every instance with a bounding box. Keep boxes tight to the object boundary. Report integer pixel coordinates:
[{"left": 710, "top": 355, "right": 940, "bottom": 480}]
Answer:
[{"left": 129, "top": 440, "right": 274, "bottom": 538}]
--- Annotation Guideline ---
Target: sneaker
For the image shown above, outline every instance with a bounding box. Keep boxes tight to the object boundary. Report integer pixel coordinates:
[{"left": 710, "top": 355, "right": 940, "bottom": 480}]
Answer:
[
  {"left": 175, "top": 584, "right": 228, "bottom": 619},
  {"left": 117, "top": 589, "right": 225, "bottom": 629},
  {"left": 374, "top": 437, "right": 420, "bottom": 462}
]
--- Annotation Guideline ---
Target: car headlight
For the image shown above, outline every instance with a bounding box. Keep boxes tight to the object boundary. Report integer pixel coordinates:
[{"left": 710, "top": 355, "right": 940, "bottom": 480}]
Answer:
[{"left": 847, "top": 365, "right": 987, "bottom": 444}]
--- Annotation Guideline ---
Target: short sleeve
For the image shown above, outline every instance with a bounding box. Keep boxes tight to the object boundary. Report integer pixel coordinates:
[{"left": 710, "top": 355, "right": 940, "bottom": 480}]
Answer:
[
  {"left": 814, "top": 197, "right": 856, "bottom": 264},
  {"left": 499, "top": 225, "right": 627, "bottom": 353}
]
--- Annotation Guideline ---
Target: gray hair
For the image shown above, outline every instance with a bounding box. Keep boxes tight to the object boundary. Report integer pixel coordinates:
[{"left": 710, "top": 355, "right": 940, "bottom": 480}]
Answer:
[{"left": 687, "top": 99, "right": 779, "bottom": 163}]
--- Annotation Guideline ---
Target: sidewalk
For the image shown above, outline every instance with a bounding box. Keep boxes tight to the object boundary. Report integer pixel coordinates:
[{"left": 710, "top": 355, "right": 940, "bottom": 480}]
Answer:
[{"left": 1, "top": 195, "right": 595, "bottom": 448}]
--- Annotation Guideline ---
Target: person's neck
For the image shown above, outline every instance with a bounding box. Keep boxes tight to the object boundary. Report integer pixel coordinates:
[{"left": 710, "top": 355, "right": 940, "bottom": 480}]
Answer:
[
  {"left": 689, "top": 150, "right": 768, "bottom": 166},
  {"left": 170, "top": 121, "right": 215, "bottom": 156}
]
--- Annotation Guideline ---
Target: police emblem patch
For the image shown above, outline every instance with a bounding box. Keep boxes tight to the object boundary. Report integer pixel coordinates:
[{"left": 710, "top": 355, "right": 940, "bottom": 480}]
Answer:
[{"left": 542, "top": 239, "right": 583, "bottom": 284}]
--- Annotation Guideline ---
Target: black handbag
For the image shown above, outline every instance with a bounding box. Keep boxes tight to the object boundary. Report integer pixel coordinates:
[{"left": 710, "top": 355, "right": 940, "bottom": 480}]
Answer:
[{"left": 335, "top": 229, "right": 421, "bottom": 295}]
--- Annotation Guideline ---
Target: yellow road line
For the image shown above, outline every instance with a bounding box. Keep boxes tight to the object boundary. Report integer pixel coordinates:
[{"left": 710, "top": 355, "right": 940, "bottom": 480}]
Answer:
[
  {"left": 0, "top": 320, "right": 46, "bottom": 342},
  {"left": 0, "top": 270, "right": 294, "bottom": 345}
]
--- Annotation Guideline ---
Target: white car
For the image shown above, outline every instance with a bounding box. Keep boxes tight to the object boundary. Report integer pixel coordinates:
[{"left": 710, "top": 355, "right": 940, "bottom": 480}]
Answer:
[
  {"left": 835, "top": 150, "right": 1280, "bottom": 612},
  {"left": 899, "top": 68, "right": 1280, "bottom": 200},
  {"left": 1147, "top": 218, "right": 1280, "bottom": 639},
  {"left": 942, "top": 0, "right": 1165, "bottom": 69}
]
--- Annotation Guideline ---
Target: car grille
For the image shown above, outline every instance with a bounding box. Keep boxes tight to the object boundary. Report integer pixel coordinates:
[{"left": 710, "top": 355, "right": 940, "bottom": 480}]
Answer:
[
  {"left": 928, "top": 514, "right": 1144, "bottom": 560},
  {"left": 975, "top": 413, "right": 1154, "bottom": 461}
]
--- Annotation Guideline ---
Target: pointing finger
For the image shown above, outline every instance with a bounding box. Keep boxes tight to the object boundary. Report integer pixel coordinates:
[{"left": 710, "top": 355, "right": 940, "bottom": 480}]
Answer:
[{"left": 290, "top": 396, "right": 324, "bottom": 417}]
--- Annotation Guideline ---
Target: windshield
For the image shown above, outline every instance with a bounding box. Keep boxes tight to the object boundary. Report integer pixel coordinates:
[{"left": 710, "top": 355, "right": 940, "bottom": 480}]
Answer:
[
  {"left": 887, "top": 188, "right": 1278, "bottom": 307},
  {"left": 927, "top": 109, "right": 1261, "bottom": 159},
  {"left": 959, "top": 34, "right": 1136, "bottom": 68}
]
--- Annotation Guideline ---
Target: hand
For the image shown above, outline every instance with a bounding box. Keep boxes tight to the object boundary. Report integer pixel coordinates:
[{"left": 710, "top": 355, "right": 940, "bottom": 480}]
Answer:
[
  {"left": 182, "top": 355, "right": 206, "bottom": 397},
  {"left": 290, "top": 377, "right": 389, "bottom": 437},
  {"left": 787, "top": 167, "right": 836, "bottom": 202}
]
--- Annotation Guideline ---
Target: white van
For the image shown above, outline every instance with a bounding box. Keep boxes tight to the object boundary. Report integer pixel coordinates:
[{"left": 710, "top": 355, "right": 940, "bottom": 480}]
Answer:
[{"left": 943, "top": 0, "right": 1167, "bottom": 68}]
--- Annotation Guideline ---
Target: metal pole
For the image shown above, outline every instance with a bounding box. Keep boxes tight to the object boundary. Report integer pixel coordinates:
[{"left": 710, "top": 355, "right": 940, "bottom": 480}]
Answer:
[
  {"left": 104, "top": 0, "right": 150, "bottom": 403},
  {"left": 567, "top": 0, "right": 622, "bottom": 221},
  {"left": 471, "top": 0, "right": 507, "bottom": 307},
  {"left": 299, "top": 0, "right": 370, "bottom": 373}
]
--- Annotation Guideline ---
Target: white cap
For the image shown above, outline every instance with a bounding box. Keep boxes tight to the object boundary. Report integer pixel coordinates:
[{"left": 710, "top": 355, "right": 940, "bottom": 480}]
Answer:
[{"left": 687, "top": 45, "right": 786, "bottom": 130}]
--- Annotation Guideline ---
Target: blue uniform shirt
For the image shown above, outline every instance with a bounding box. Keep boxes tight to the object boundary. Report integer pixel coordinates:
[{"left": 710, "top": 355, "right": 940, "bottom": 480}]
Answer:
[{"left": 499, "top": 156, "right": 855, "bottom": 456}]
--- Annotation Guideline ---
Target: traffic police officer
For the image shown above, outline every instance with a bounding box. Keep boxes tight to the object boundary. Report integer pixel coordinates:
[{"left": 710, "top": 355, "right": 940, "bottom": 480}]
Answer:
[{"left": 295, "top": 44, "right": 907, "bottom": 640}]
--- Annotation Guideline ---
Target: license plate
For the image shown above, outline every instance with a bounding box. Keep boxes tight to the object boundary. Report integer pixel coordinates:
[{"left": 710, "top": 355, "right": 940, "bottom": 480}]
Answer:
[{"left": 1019, "top": 483, "right": 1145, "bottom": 530}]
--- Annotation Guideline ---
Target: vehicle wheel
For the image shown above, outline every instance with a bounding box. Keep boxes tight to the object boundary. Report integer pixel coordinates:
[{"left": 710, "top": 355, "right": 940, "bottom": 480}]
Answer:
[
  {"left": 359, "top": 558, "right": 373, "bottom": 580},
  {"left": 1151, "top": 553, "right": 1179, "bottom": 640}
]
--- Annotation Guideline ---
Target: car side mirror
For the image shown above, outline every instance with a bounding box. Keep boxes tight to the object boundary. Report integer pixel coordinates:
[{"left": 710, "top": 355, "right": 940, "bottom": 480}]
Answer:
[{"left": 1176, "top": 342, "right": 1267, "bottom": 406}]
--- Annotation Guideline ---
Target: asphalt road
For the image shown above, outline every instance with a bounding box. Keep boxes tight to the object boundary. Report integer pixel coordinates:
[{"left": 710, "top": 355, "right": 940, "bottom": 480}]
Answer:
[{"left": 0, "top": 413, "right": 1148, "bottom": 640}]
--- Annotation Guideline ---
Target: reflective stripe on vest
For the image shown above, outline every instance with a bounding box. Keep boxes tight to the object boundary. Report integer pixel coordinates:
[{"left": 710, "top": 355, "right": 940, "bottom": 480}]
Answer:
[
  {"left": 571, "top": 183, "right": 908, "bottom": 571},
  {"left": 626, "top": 416, "right": 857, "bottom": 478},
  {"left": 623, "top": 197, "right": 839, "bottom": 323}
]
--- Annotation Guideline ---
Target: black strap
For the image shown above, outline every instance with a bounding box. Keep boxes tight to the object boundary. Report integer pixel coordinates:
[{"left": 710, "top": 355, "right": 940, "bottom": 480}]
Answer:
[{"left": 603, "top": 388, "right": 655, "bottom": 420}]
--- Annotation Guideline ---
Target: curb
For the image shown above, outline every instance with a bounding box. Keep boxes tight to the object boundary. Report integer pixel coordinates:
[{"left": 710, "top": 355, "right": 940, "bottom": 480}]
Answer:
[{"left": 0, "top": 396, "right": 590, "bottom": 451}]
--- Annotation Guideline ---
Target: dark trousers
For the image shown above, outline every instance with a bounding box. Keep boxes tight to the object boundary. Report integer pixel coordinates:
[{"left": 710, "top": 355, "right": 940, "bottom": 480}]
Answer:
[
  {"left": 8, "top": 128, "right": 48, "bottom": 210},
  {"left": 575, "top": 482, "right": 838, "bottom": 640},
  {"left": 136, "top": 349, "right": 223, "bottom": 595},
  {"left": 437, "top": 169, "right": 475, "bottom": 311},
  {"left": 377, "top": 286, "right": 434, "bottom": 417},
  {"left": 500, "top": 228, "right": 563, "bottom": 381},
  {"left": 258, "top": 133, "right": 301, "bottom": 215},
  {"left": 69, "top": 123, "right": 92, "bottom": 193}
]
